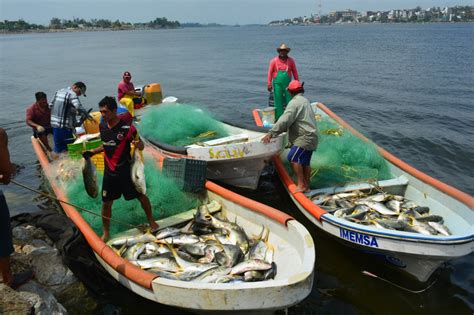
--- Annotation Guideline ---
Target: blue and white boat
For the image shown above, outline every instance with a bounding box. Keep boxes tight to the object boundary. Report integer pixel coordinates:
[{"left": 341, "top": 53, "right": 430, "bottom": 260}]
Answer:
[{"left": 253, "top": 102, "right": 474, "bottom": 282}]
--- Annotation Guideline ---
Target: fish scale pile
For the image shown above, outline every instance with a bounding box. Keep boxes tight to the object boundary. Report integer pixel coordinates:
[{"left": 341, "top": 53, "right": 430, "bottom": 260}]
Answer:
[
  {"left": 108, "top": 200, "right": 277, "bottom": 283},
  {"left": 314, "top": 191, "right": 451, "bottom": 236}
]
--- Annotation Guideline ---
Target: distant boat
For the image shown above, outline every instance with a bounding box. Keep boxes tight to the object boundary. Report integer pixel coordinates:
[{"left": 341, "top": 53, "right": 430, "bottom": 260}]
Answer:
[
  {"left": 253, "top": 102, "right": 474, "bottom": 282},
  {"left": 138, "top": 104, "right": 284, "bottom": 190}
]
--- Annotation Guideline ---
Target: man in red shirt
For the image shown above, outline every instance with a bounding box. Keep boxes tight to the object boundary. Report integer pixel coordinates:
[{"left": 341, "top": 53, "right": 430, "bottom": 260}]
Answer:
[
  {"left": 26, "top": 92, "right": 53, "bottom": 152},
  {"left": 117, "top": 71, "right": 144, "bottom": 117},
  {"left": 82, "top": 96, "right": 158, "bottom": 241}
]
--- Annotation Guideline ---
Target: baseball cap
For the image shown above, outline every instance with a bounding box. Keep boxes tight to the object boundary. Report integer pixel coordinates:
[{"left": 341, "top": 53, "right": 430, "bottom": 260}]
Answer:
[
  {"left": 123, "top": 71, "right": 132, "bottom": 77},
  {"left": 287, "top": 80, "right": 303, "bottom": 91},
  {"left": 74, "top": 81, "right": 87, "bottom": 97}
]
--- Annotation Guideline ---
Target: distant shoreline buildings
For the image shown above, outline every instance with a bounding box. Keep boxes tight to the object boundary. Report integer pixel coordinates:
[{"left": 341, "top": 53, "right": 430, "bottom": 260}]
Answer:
[
  {"left": 269, "top": 5, "right": 473, "bottom": 25},
  {"left": 1, "top": 5, "right": 473, "bottom": 33}
]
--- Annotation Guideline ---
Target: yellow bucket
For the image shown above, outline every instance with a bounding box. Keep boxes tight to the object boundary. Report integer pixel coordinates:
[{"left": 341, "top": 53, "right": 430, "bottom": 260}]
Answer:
[
  {"left": 144, "top": 83, "right": 163, "bottom": 105},
  {"left": 83, "top": 111, "right": 101, "bottom": 134}
]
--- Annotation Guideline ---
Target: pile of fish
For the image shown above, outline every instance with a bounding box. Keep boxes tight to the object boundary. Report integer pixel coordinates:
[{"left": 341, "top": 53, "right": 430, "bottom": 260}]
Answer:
[
  {"left": 314, "top": 191, "right": 451, "bottom": 236},
  {"left": 108, "top": 200, "right": 277, "bottom": 283}
]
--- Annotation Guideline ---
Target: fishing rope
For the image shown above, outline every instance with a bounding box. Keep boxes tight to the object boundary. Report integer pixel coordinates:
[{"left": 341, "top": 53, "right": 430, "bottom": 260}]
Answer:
[
  {"left": 362, "top": 270, "right": 437, "bottom": 293},
  {"left": 10, "top": 179, "right": 142, "bottom": 230}
]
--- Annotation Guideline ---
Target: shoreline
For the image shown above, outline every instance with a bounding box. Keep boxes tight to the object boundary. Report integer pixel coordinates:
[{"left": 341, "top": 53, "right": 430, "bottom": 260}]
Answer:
[
  {"left": 0, "top": 27, "right": 180, "bottom": 35},
  {"left": 1, "top": 21, "right": 472, "bottom": 35}
]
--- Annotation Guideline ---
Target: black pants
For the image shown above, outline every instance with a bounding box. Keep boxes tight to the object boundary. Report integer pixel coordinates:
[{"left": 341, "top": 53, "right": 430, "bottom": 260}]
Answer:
[{"left": 0, "top": 190, "right": 13, "bottom": 258}]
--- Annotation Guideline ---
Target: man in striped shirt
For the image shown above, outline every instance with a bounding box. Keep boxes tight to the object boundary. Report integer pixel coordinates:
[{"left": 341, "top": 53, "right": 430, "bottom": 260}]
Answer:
[{"left": 49, "top": 82, "right": 90, "bottom": 153}]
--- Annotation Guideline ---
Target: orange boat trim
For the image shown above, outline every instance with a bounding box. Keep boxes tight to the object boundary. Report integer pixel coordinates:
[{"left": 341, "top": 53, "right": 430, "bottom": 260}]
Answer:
[{"left": 31, "top": 138, "right": 157, "bottom": 290}]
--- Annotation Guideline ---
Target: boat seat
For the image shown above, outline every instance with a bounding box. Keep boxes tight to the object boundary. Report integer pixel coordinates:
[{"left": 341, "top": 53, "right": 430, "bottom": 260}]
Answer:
[
  {"left": 187, "top": 134, "right": 249, "bottom": 147},
  {"left": 306, "top": 176, "right": 409, "bottom": 201}
]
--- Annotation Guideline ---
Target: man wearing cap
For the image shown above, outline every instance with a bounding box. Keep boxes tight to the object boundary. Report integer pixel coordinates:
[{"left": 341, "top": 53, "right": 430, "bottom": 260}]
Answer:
[
  {"left": 267, "top": 44, "right": 299, "bottom": 121},
  {"left": 262, "top": 80, "right": 317, "bottom": 193},
  {"left": 50, "top": 82, "right": 90, "bottom": 153},
  {"left": 26, "top": 91, "right": 53, "bottom": 152},
  {"left": 117, "top": 71, "right": 144, "bottom": 117}
]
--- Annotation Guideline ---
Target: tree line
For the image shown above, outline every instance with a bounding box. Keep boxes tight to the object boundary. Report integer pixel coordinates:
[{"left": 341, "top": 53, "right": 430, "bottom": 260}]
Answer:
[{"left": 0, "top": 17, "right": 180, "bottom": 32}]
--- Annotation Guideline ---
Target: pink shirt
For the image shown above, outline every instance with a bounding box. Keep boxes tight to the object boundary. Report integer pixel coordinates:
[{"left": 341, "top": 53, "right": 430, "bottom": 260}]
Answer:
[
  {"left": 267, "top": 56, "right": 299, "bottom": 88},
  {"left": 117, "top": 80, "right": 135, "bottom": 100}
]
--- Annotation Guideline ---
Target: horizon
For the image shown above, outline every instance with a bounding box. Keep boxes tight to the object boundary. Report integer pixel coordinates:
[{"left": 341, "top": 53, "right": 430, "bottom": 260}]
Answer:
[{"left": 1, "top": 0, "right": 472, "bottom": 25}]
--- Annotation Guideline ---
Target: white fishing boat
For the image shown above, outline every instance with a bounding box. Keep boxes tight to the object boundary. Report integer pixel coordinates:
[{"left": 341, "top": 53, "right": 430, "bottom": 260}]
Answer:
[
  {"left": 138, "top": 105, "right": 284, "bottom": 190},
  {"left": 32, "top": 137, "right": 314, "bottom": 313},
  {"left": 253, "top": 102, "right": 474, "bottom": 282}
]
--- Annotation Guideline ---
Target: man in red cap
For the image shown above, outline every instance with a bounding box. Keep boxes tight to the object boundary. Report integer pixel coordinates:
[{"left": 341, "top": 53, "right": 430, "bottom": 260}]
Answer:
[
  {"left": 262, "top": 80, "right": 318, "bottom": 192},
  {"left": 117, "top": 71, "right": 144, "bottom": 117}
]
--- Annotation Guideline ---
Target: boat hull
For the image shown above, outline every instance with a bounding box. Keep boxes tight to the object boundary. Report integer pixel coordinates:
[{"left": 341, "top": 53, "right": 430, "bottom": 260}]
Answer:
[
  {"left": 144, "top": 120, "right": 283, "bottom": 190},
  {"left": 32, "top": 137, "right": 314, "bottom": 312}
]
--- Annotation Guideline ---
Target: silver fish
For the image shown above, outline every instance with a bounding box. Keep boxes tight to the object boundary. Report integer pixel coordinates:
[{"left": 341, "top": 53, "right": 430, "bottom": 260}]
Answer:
[
  {"left": 244, "top": 270, "right": 265, "bottom": 282},
  {"left": 230, "top": 259, "right": 272, "bottom": 275},
  {"left": 82, "top": 157, "right": 98, "bottom": 198},
  {"left": 385, "top": 200, "right": 401, "bottom": 212},
  {"left": 193, "top": 266, "right": 231, "bottom": 283},
  {"left": 110, "top": 232, "right": 157, "bottom": 247},
  {"left": 428, "top": 222, "right": 451, "bottom": 236},
  {"left": 410, "top": 218, "right": 437, "bottom": 235},
  {"left": 123, "top": 242, "right": 146, "bottom": 261},
  {"left": 155, "top": 227, "right": 183, "bottom": 240},
  {"left": 130, "top": 149, "right": 146, "bottom": 194},
  {"left": 132, "top": 254, "right": 181, "bottom": 272},
  {"left": 168, "top": 244, "right": 219, "bottom": 273},
  {"left": 158, "top": 234, "right": 201, "bottom": 245},
  {"left": 139, "top": 243, "right": 169, "bottom": 259},
  {"left": 364, "top": 201, "right": 398, "bottom": 216},
  {"left": 181, "top": 242, "right": 208, "bottom": 256},
  {"left": 149, "top": 269, "right": 203, "bottom": 281}
]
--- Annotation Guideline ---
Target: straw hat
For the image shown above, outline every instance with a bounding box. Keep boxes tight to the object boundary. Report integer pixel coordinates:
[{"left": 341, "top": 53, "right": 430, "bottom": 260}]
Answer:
[{"left": 277, "top": 44, "right": 291, "bottom": 52}]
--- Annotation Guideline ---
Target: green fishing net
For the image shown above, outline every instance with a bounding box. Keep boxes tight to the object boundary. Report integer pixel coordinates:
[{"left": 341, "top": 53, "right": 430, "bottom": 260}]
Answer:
[
  {"left": 138, "top": 103, "right": 229, "bottom": 146},
  {"left": 57, "top": 154, "right": 200, "bottom": 237},
  {"left": 283, "top": 117, "right": 393, "bottom": 188}
]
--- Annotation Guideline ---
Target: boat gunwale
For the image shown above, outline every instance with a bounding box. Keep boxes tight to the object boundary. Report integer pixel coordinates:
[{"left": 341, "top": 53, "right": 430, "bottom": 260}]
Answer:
[{"left": 32, "top": 136, "right": 297, "bottom": 292}]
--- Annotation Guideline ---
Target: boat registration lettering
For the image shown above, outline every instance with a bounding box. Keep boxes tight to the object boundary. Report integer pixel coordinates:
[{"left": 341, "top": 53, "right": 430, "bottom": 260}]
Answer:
[
  {"left": 340, "top": 228, "right": 379, "bottom": 248},
  {"left": 209, "top": 148, "right": 246, "bottom": 159}
]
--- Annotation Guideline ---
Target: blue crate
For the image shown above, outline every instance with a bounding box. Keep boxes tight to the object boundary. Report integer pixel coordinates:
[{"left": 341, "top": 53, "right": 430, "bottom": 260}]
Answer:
[{"left": 163, "top": 157, "right": 207, "bottom": 192}]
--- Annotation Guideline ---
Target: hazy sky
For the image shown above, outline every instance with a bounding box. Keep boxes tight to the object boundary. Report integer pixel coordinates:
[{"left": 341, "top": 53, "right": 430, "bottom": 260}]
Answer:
[{"left": 1, "top": 0, "right": 471, "bottom": 25}]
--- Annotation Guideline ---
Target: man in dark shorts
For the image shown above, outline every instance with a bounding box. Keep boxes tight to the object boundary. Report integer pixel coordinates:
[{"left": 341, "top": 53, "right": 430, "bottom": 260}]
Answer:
[
  {"left": 262, "top": 80, "right": 318, "bottom": 192},
  {"left": 26, "top": 91, "right": 53, "bottom": 152},
  {"left": 0, "top": 128, "right": 33, "bottom": 288},
  {"left": 82, "top": 96, "right": 158, "bottom": 241}
]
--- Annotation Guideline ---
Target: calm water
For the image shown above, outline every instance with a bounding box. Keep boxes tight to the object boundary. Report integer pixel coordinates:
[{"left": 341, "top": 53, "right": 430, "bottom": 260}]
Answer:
[{"left": 0, "top": 24, "right": 473, "bottom": 314}]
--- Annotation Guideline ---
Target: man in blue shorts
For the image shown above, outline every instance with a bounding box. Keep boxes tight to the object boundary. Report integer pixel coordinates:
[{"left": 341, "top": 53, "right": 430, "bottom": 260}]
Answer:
[{"left": 262, "top": 80, "right": 318, "bottom": 192}]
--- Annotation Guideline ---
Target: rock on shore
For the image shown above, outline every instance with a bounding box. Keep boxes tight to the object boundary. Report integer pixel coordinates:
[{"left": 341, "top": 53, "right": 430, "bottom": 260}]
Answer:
[{"left": 1, "top": 224, "right": 96, "bottom": 314}]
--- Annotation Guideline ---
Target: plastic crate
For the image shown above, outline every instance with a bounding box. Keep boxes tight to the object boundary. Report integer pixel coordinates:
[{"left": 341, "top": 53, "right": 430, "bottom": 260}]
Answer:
[
  {"left": 91, "top": 153, "right": 104, "bottom": 172},
  {"left": 67, "top": 139, "right": 103, "bottom": 159},
  {"left": 163, "top": 158, "right": 207, "bottom": 192}
]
